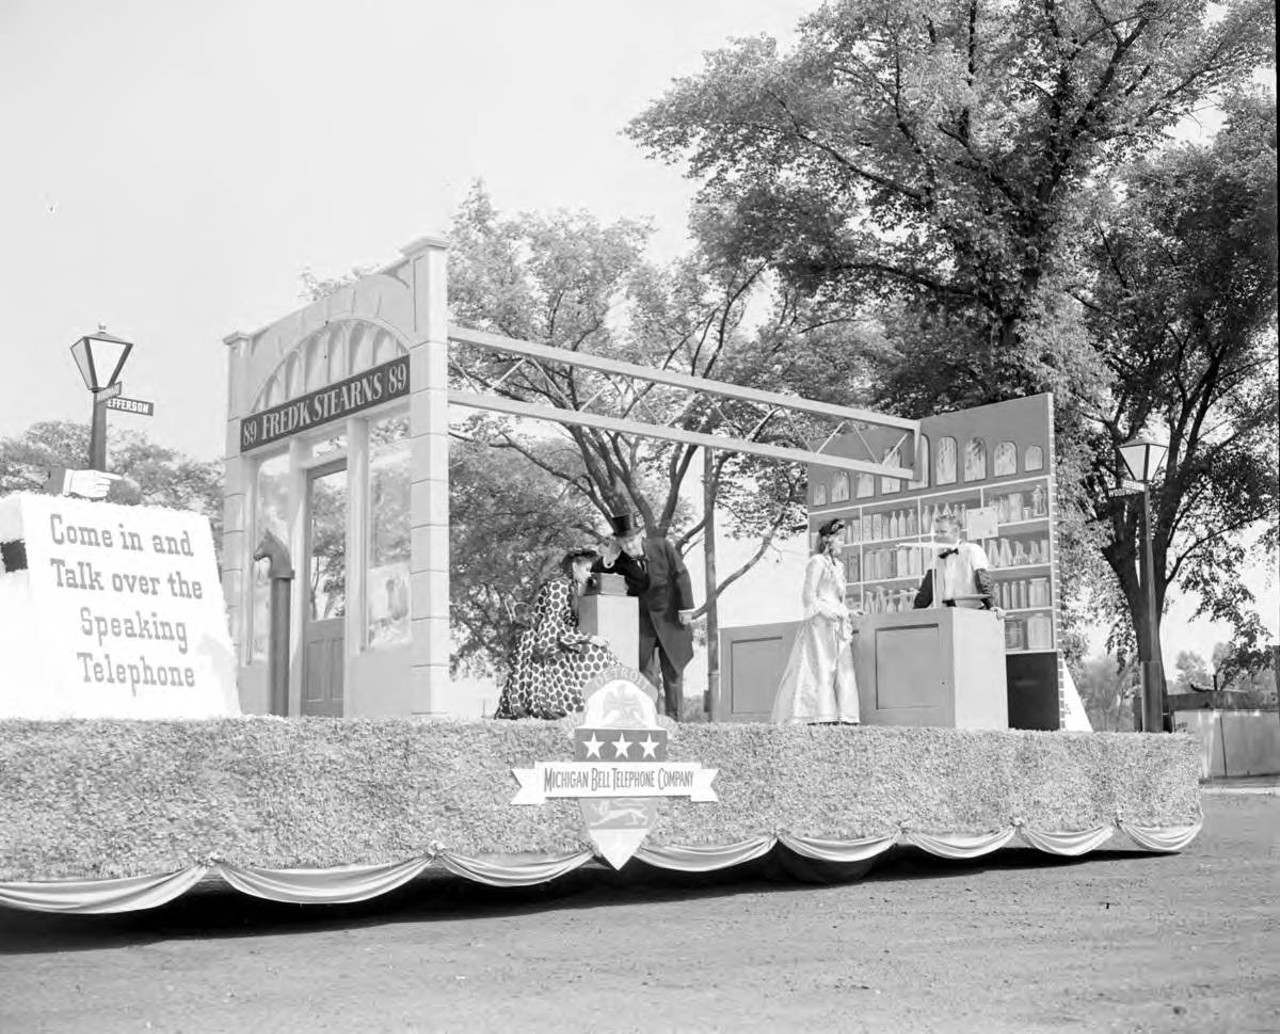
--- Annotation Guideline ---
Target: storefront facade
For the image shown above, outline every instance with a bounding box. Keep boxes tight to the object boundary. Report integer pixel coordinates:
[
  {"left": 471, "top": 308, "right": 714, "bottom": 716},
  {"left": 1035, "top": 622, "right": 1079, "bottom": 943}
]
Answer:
[
  {"left": 222, "top": 238, "right": 460, "bottom": 717},
  {"left": 222, "top": 237, "right": 922, "bottom": 720}
]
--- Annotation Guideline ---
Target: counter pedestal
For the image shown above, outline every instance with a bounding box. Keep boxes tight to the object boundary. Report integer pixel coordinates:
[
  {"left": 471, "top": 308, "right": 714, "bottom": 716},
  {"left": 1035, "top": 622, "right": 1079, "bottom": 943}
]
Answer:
[
  {"left": 852, "top": 608, "right": 1008, "bottom": 730},
  {"left": 578, "top": 593, "right": 640, "bottom": 673}
]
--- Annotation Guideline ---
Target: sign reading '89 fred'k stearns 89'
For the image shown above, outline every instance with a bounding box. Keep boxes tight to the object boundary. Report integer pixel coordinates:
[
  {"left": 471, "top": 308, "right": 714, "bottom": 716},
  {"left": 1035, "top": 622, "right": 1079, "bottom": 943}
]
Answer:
[{"left": 239, "top": 355, "right": 410, "bottom": 452}]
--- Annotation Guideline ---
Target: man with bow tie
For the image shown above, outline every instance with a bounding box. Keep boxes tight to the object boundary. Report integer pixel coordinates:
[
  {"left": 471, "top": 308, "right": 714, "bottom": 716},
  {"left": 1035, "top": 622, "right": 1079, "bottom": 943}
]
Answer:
[
  {"left": 594, "top": 512, "right": 696, "bottom": 720},
  {"left": 912, "top": 514, "right": 998, "bottom": 612}
]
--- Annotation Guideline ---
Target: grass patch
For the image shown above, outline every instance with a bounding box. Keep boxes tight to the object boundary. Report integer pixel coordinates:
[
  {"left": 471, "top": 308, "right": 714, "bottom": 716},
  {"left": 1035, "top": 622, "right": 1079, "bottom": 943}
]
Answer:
[{"left": 0, "top": 718, "right": 1201, "bottom": 880}]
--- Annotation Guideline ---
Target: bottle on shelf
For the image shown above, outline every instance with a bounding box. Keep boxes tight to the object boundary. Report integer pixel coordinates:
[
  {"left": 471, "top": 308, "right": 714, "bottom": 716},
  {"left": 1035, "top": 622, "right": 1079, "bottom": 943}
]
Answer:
[
  {"left": 1032, "top": 484, "right": 1046, "bottom": 517},
  {"left": 1005, "top": 618, "right": 1026, "bottom": 651},
  {"left": 1027, "top": 613, "right": 1052, "bottom": 649},
  {"left": 907, "top": 508, "right": 918, "bottom": 535},
  {"left": 1029, "top": 577, "right": 1048, "bottom": 608}
]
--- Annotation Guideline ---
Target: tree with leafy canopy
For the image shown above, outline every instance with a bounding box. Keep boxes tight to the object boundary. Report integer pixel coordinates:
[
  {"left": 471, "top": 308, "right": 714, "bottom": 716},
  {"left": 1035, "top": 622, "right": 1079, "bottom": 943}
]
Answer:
[
  {"left": 448, "top": 423, "right": 602, "bottom": 678},
  {"left": 629, "top": 0, "right": 1275, "bottom": 696},
  {"left": 1072, "top": 90, "right": 1278, "bottom": 682},
  {"left": 1069, "top": 652, "right": 1137, "bottom": 730},
  {"left": 447, "top": 183, "right": 876, "bottom": 695},
  {"left": 1171, "top": 649, "right": 1210, "bottom": 691},
  {"left": 1210, "top": 640, "right": 1278, "bottom": 707},
  {"left": 629, "top": 0, "right": 1271, "bottom": 402},
  {"left": 0, "top": 420, "right": 223, "bottom": 551}
]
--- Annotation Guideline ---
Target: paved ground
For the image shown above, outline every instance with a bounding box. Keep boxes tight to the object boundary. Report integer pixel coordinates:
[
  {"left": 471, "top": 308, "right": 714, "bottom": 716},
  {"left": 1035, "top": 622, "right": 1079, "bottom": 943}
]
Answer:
[{"left": 1, "top": 794, "right": 1276, "bottom": 1034}]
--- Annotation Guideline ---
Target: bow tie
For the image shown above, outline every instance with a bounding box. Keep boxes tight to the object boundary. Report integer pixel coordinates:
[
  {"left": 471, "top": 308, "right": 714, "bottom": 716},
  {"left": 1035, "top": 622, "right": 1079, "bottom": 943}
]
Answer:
[{"left": 938, "top": 548, "right": 959, "bottom": 559}]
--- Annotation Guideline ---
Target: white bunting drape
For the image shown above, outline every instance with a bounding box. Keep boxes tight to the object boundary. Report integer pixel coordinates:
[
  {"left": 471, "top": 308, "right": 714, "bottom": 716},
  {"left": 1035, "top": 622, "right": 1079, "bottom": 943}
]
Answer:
[
  {"left": 437, "top": 850, "right": 595, "bottom": 887},
  {"left": 635, "top": 838, "right": 776, "bottom": 871},
  {"left": 216, "top": 857, "right": 435, "bottom": 904},
  {"left": 902, "top": 827, "right": 1018, "bottom": 859},
  {"left": 1017, "top": 824, "right": 1115, "bottom": 856},
  {"left": 1118, "top": 821, "right": 1203, "bottom": 853},
  {"left": 0, "top": 818, "right": 1203, "bottom": 915},
  {"left": 0, "top": 865, "right": 211, "bottom": 915},
  {"left": 778, "top": 832, "right": 898, "bottom": 864}
]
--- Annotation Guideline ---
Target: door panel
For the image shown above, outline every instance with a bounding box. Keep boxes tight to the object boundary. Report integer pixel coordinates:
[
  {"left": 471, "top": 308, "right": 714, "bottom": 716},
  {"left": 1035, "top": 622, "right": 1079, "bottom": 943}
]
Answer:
[{"left": 303, "top": 464, "right": 346, "bottom": 716}]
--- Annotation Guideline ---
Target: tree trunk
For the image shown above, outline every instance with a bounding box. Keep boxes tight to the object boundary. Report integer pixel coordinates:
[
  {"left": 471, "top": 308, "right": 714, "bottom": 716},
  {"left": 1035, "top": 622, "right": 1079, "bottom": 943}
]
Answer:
[
  {"left": 702, "top": 447, "right": 719, "bottom": 720},
  {"left": 1103, "top": 494, "right": 1167, "bottom": 730}
]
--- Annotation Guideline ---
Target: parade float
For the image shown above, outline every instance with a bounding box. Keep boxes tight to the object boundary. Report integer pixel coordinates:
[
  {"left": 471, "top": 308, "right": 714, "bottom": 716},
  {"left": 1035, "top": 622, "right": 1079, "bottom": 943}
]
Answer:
[{"left": 0, "top": 239, "right": 1201, "bottom": 914}]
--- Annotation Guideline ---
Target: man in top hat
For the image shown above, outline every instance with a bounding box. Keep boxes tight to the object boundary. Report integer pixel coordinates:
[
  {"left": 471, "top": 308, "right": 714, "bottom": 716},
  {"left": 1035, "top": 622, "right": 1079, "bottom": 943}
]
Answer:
[{"left": 594, "top": 512, "right": 696, "bottom": 720}]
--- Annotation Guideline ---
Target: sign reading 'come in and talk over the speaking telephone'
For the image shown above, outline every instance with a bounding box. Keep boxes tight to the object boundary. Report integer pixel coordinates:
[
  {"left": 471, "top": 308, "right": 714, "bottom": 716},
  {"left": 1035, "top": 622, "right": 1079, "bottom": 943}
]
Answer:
[{"left": 0, "top": 493, "right": 239, "bottom": 719}]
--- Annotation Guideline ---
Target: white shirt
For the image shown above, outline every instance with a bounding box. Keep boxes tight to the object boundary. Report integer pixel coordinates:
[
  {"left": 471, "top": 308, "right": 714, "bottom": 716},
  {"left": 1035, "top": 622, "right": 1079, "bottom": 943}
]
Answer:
[{"left": 935, "top": 541, "right": 991, "bottom": 608}]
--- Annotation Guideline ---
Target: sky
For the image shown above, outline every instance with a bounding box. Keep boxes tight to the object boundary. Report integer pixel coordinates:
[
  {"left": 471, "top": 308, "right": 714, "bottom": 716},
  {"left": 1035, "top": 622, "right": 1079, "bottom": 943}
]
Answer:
[{"left": 1, "top": 0, "right": 1274, "bottom": 668}]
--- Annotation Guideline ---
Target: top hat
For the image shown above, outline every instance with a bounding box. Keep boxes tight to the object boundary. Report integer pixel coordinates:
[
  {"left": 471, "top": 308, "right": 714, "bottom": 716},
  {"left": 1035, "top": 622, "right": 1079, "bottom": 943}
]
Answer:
[{"left": 606, "top": 512, "right": 645, "bottom": 538}]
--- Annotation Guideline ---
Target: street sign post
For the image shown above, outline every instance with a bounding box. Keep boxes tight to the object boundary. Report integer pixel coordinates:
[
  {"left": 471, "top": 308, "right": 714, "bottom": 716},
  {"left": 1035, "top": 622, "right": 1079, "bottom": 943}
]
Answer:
[
  {"left": 104, "top": 396, "right": 155, "bottom": 416},
  {"left": 1108, "top": 479, "right": 1144, "bottom": 499}
]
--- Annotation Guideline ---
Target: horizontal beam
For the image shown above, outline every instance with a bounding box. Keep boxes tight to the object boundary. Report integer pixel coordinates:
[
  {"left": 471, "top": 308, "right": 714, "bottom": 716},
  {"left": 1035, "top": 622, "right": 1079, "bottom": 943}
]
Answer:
[
  {"left": 449, "top": 390, "right": 916, "bottom": 479},
  {"left": 448, "top": 324, "right": 919, "bottom": 435}
]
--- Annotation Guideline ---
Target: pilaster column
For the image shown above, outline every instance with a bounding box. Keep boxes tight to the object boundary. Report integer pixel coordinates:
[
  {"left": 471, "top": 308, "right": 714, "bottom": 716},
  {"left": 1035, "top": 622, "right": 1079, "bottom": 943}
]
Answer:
[
  {"left": 221, "top": 331, "right": 253, "bottom": 662},
  {"left": 402, "top": 236, "right": 451, "bottom": 716}
]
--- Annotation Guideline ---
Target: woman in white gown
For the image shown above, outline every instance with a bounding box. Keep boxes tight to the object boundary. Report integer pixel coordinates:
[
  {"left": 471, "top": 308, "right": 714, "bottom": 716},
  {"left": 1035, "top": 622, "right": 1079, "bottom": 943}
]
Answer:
[{"left": 771, "top": 517, "right": 861, "bottom": 724}]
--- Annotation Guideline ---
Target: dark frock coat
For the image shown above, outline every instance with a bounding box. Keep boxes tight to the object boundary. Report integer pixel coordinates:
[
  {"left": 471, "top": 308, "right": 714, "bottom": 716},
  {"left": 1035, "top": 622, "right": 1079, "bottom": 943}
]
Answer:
[{"left": 596, "top": 536, "right": 695, "bottom": 669}]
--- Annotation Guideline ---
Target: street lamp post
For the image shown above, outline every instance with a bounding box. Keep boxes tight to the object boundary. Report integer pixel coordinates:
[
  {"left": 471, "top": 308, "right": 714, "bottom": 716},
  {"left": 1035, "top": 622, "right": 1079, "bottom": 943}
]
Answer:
[
  {"left": 1119, "top": 435, "right": 1170, "bottom": 733},
  {"left": 70, "top": 326, "right": 133, "bottom": 471}
]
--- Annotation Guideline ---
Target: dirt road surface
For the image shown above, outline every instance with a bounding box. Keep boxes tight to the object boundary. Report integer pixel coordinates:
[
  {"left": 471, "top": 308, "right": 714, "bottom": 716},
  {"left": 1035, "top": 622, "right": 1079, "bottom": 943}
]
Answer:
[{"left": 2, "top": 794, "right": 1276, "bottom": 1033}]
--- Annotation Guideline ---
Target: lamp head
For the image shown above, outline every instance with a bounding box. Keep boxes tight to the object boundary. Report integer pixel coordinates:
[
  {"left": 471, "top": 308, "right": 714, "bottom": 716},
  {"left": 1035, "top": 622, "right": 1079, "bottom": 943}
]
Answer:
[
  {"left": 1119, "top": 435, "right": 1169, "bottom": 483},
  {"left": 70, "top": 325, "right": 133, "bottom": 393}
]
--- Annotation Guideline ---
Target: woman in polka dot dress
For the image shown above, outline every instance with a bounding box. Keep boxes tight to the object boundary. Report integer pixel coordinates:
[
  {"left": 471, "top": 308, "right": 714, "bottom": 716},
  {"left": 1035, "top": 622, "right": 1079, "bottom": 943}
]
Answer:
[{"left": 496, "top": 548, "right": 619, "bottom": 720}]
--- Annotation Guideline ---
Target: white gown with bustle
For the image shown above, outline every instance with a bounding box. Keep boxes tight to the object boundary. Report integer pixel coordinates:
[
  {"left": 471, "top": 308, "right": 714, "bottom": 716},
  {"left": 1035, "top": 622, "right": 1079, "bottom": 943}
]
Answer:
[{"left": 770, "top": 552, "right": 860, "bottom": 724}]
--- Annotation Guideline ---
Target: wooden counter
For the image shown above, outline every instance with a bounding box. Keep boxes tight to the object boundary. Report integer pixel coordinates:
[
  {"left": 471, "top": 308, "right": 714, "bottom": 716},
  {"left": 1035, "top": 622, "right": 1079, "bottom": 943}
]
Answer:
[{"left": 851, "top": 608, "right": 1008, "bottom": 730}]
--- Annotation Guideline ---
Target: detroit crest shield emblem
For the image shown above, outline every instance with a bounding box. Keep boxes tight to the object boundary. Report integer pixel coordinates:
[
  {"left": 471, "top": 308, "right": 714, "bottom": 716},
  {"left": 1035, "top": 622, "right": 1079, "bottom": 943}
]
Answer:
[{"left": 510, "top": 667, "right": 718, "bottom": 868}]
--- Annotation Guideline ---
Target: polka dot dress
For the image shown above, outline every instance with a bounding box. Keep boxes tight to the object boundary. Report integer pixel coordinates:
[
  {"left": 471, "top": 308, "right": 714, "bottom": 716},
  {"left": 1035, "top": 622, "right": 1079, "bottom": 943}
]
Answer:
[{"left": 495, "top": 577, "right": 618, "bottom": 720}]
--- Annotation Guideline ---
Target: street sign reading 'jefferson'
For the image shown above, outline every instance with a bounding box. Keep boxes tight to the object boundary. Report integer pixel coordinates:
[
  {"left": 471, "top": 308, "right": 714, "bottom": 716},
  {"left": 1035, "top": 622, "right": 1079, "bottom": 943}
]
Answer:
[
  {"left": 105, "top": 396, "right": 155, "bottom": 416},
  {"left": 239, "top": 354, "right": 409, "bottom": 452}
]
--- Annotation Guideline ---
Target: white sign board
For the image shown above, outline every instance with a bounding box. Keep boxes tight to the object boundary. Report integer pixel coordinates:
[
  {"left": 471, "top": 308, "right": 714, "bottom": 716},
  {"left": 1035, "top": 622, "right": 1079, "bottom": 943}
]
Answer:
[
  {"left": 0, "top": 493, "right": 240, "bottom": 719},
  {"left": 966, "top": 505, "right": 1000, "bottom": 542}
]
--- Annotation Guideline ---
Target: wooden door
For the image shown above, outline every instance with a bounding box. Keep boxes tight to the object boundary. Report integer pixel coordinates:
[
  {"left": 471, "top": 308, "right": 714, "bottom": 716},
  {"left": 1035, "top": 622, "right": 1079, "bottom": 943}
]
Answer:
[
  {"left": 302, "top": 462, "right": 347, "bottom": 716},
  {"left": 715, "top": 621, "right": 799, "bottom": 721}
]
